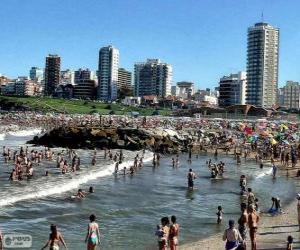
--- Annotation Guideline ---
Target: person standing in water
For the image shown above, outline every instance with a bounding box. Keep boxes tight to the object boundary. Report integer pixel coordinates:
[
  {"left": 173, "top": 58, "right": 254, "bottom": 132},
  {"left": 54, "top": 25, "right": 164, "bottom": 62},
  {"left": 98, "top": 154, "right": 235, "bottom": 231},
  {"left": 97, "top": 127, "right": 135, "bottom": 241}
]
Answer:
[
  {"left": 272, "top": 163, "right": 277, "bottom": 178},
  {"left": 85, "top": 214, "right": 101, "bottom": 250},
  {"left": 238, "top": 203, "right": 248, "bottom": 250},
  {"left": 216, "top": 206, "right": 224, "bottom": 224},
  {"left": 297, "top": 194, "right": 300, "bottom": 231},
  {"left": 41, "top": 224, "right": 68, "bottom": 250},
  {"left": 187, "top": 169, "right": 196, "bottom": 190}
]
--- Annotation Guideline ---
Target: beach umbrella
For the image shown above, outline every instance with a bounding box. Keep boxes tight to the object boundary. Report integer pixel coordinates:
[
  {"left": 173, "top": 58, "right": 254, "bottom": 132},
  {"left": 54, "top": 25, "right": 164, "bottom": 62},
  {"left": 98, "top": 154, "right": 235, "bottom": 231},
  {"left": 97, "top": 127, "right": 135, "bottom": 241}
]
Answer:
[
  {"left": 270, "top": 138, "right": 277, "bottom": 145},
  {"left": 282, "top": 140, "right": 290, "bottom": 145}
]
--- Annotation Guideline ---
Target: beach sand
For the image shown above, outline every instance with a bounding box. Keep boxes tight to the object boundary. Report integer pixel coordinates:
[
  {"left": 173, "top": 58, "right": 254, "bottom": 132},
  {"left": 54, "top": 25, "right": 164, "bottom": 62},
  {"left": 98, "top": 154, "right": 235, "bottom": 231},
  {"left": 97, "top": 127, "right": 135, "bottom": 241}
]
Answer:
[{"left": 182, "top": 148, "right": 300, "bottom": 250}]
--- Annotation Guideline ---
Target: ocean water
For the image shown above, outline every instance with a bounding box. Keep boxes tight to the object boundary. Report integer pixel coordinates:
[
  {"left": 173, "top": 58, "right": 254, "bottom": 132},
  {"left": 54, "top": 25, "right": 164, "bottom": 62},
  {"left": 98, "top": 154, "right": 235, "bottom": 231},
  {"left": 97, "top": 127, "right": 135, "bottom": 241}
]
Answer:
[{"left": 0, "top": 127, "right": 296, "bottom": 250}]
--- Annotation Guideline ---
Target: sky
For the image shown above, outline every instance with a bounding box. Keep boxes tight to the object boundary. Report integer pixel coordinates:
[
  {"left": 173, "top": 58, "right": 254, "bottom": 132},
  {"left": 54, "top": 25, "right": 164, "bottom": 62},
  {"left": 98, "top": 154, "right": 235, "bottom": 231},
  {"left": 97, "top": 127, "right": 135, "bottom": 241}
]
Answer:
[{"left": 0, "top": 0, "right": 300, "bottom": 89}]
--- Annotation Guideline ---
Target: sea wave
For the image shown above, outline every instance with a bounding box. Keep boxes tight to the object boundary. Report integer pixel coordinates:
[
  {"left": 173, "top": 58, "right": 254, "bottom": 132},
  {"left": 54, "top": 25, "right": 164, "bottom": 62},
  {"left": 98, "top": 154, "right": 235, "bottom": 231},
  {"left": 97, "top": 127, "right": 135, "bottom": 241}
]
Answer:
[
  {"left": 7, "top": 128, "right": 42, "bottom": 137},
  {"left": 256, "top": 167, "right": 273, "bottom": 179},
  {"left": 0, "top": 153, "right": 153, "bottom": 207},
  {"left": 0, "top": 133, "right": 5, "bottom": 141}
]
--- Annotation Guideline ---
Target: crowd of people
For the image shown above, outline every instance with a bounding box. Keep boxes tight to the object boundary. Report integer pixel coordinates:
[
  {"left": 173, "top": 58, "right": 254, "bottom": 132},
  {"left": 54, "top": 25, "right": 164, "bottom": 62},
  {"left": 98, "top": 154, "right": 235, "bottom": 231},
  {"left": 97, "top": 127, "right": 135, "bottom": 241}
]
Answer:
[{"left": 1, "top": 112, "right": 300, "bottom": 249}]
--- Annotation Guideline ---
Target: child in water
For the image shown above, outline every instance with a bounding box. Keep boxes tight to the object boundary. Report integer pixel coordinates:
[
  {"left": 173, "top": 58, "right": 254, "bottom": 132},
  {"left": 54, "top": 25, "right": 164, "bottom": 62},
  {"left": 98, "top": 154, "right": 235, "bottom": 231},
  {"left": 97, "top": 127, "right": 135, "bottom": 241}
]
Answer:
[{"left": 216, "top": 206, "right": 223, "bottom": 224}]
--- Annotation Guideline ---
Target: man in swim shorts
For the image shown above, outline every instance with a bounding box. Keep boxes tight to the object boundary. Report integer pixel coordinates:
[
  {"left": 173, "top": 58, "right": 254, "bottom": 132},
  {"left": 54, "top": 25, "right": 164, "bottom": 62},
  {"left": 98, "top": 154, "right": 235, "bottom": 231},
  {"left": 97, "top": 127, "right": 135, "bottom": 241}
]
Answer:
[{"left": 248, "top": 205, "right": 259, "bottom": 250}]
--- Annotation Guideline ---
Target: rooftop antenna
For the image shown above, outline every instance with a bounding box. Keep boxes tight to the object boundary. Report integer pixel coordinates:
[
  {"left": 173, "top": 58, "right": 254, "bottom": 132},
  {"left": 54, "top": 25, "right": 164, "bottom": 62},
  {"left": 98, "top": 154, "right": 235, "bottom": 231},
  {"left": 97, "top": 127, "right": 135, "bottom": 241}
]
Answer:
[{"left": 261, "top": 10, "right": 264, "bottom": 22}]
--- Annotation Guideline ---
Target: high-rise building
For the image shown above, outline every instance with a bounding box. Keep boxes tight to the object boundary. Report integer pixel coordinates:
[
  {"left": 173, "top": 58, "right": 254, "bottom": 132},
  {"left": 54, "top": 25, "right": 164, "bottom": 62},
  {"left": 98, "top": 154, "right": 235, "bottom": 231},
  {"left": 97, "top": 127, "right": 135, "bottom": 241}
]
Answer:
[
  {"left": 283, "top": 81, "right": 300, "bottom": 109},
  {"left": 218, "top": 71, "right": 247, "bottom": 107},
  {"left": 134, "top": 59, "right": 172, "bottom": 97},
  {"left": 74, "top": 68, "right": 94, "bottom": 82},
  {"left": 29, "top": 67, "right": 44, "bottom": 83},
  {"left": 246, "top": 22, "right": 279, "bottom": 107},
  {"left": 97, "top": 46, "right": 119, "bottom": 101},
  {"left": 117, "top": 68, "right": 132, "bottom": 89},
  {"left": 44, "top": 54, "right": 61, "bottom": 96}
]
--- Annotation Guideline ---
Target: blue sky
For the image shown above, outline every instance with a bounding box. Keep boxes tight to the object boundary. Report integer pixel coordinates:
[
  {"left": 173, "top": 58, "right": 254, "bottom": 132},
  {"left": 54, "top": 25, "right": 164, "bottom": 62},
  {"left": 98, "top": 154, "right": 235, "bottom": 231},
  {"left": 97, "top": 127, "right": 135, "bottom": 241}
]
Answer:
[{"left": 0, "top": 0, "right": 300, "bottom": 89}]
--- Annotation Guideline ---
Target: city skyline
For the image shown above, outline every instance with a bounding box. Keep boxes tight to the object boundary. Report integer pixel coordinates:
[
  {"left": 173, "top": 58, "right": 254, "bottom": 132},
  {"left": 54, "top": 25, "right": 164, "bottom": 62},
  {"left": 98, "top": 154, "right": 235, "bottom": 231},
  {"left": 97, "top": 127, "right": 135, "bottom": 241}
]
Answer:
[{"left": 1, "top": 0, "right": 300, "bottom": 89}]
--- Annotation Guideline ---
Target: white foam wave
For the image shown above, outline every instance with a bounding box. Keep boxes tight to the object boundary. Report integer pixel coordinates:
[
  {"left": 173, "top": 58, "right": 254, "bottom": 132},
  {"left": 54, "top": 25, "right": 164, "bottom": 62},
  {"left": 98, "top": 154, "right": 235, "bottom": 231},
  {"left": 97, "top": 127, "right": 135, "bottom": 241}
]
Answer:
[
  {"left": 256, "top": 168, "right": 273, "bottom": 179},
  {"left": 0, "top": 133, "right": 5, "bottom": 140},
  {"left": 0, "top": 152, "right": 153, "bottom": 207},
  {"left": 8, "top": 128, "right": 42, "bottom": 137}
]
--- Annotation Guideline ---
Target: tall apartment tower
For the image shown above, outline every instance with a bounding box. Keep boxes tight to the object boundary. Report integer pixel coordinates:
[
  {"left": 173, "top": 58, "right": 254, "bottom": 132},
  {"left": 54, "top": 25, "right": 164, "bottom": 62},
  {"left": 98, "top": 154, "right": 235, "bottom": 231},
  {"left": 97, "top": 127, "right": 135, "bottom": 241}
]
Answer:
[
  {"left": 134, "top": 59, "right": 172, "bottom": 97},
  {"left": 246, "top": 22, "right": 279, "bottom": 107},
  {"left": 97, "top": 46, "right": 119, "bottom": 101},
  {"left": 44, "top": 54, "right": 61, "bottom": 96},
  {"left": 118, "top": 68, "right": 132, "bottom": 89}
]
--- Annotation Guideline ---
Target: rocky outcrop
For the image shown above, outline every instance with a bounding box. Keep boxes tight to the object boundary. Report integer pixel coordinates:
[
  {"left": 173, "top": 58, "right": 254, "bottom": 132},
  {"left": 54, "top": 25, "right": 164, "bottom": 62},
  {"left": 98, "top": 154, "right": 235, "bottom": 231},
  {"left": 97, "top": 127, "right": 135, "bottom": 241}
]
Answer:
[{"left": 28, "top": 126, "right": 190, "bottom": 153}]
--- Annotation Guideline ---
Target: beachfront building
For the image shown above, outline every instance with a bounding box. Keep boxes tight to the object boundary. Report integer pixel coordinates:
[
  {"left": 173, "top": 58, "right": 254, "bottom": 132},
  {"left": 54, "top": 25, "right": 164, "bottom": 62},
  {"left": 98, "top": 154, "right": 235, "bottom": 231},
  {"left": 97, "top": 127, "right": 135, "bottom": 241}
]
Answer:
[
  {"left": 97, "top": 45, "right": 119, "bottom": 101},
  {"left": 44, "top": 54, "right": 61, "bottom": 96},
  {"left": 218, "top": 71, "right": 247, "bottom": 107},
  {"left": 60, "top": 69, "right": 75, "bottom": 85},
  {"left": 194, "top": 88, "right": 218, "bottom": 106},
  {"left": 122, "top": 96, "right": 141, "bottom": 106},
  {"left": 134, "top": 59, "right": 172, "bottom": 98},
  {"left": 15, "top": 79, "right": 40, "bottom": 96},
  {"left": 246, "top": 22, "right": 279, "bottom": 108},
  {"left": 118, "top": 68, "right": 132, "bottom": 89},
  {"left": 283, "top": 81, "right": 300, "bottom": 109},
  {"left": 175, "top": 81, "right": 195, "bottom": 99},
  {"left": 73, "top": 80, "right": 97, "bottom": 100},
  {"left": 171, "top": 85, "right": 177, "bottom": 96},
  {"left": 74, "top": 68, "right": 96, "bottom": 82},
  {"left": 29, "top": 67, "right": 44, "bottom": 83}
]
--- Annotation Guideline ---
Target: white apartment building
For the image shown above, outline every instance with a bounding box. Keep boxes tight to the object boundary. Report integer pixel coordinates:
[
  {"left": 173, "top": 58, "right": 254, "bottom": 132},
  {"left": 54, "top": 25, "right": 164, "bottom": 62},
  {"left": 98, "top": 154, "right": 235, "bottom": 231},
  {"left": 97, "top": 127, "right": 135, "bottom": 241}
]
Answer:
[
  {"left": 97, "top": 45, "right": 119, "bottom": 101},
  {"left": 134, "top": 59, "right": 172, "bottom": 98},
  {"left": 246, "top": 22, "right": 279, "bottom": 108},
  {"left": 218, "top": 71, "right": 247, "bottom": 107}
]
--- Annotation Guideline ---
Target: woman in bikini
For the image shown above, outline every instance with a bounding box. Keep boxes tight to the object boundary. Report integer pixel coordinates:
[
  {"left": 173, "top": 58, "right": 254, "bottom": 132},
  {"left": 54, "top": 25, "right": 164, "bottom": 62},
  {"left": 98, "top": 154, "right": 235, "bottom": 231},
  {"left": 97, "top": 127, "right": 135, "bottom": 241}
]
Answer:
[
  {"left": 169, "top": 215, "right": 179, "bottom": 250},
  {"left": 41, "top": 224, "right": 67, "bottom": 250},
  {"left": 85, "top": 214, "right": 101, "bottom": 250}
]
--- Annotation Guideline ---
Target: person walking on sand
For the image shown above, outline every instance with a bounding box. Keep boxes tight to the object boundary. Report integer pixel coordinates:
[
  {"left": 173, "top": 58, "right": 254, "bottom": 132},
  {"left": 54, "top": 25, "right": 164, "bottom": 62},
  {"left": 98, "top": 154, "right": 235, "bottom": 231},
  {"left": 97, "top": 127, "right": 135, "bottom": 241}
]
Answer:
[
  {"left": 169, "top": 215, "right": 179, "bottom": 250},
  {"left": 85, "top": 214, "right": 101, "bottom": 250},
  {"left": 41, "top": 224, "right": 68, "bottom": 250},
  {"left": 223, "top": 219, "right": 243, "bottom": 250},
  {"left": 248, "top": 205, "right": 259, "bottom": 250}
]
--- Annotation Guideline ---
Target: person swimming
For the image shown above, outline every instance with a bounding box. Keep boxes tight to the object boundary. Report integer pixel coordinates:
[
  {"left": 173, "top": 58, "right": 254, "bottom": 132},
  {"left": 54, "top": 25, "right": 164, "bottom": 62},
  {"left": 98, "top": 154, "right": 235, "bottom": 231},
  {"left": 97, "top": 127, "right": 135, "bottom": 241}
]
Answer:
[
  {"left": 88, "top": 187, "right": 94, "bottom": 193},
  {"left": 74, "top": 189, "right": 85, "bottom": 199}
]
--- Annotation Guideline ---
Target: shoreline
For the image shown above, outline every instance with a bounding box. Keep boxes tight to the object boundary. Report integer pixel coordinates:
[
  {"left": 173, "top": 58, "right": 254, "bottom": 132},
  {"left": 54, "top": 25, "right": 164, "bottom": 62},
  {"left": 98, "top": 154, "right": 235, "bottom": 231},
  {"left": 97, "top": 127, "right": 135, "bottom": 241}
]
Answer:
[{"left": 181, "top": 149, "right": 300, "bottom": 250}]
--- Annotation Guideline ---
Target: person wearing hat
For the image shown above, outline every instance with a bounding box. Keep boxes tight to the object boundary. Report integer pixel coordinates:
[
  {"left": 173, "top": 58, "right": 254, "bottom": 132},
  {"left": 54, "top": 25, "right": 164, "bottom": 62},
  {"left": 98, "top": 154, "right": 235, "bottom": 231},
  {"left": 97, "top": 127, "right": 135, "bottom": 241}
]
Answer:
[
  {"left": 222, "top": 219, "right": 243, "bottom": 250},
  {"left": 248, "top": 205, "right": 259, "bottom": 250}
]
